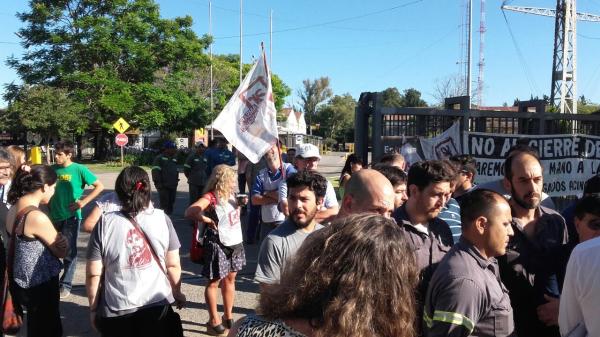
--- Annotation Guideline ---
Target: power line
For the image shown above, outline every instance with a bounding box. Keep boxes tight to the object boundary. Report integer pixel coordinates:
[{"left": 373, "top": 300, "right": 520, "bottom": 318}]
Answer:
[
  {"left": 579, "top": 32, "right": 600, "bottom": 39},
  {"left": 379, "top": 26, "right": 461, "bottom": 78},
  {"left": 501, "top": 9, "right": 541, "bottom": 97},
  {"left": 214, "top": 0, "right": 424, "bottom": 40},
  {"left": 277, "top": 26, "right": 456, "bottom": 51}
]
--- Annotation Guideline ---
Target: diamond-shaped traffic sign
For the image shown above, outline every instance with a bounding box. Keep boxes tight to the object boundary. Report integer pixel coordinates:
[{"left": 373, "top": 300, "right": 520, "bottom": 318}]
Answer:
[{"left": 113, "top": 117, "right": 130, "bottom": 134}]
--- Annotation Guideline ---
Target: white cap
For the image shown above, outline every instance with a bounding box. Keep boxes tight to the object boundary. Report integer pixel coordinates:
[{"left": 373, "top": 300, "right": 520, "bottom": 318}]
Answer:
[{"left": 296, "top": 143, "right": 321, "bottom": 159}]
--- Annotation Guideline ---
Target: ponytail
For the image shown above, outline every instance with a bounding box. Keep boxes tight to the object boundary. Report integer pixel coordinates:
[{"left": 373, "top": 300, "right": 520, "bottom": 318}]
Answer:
[{"left": 115, "top": 166, "right": 151, "bottom": 216}]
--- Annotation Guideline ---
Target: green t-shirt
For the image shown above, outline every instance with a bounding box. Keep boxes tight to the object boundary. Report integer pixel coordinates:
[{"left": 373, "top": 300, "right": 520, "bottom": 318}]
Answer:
[{"left": 50, "top": 162, "right": 98, "bottom": 221}]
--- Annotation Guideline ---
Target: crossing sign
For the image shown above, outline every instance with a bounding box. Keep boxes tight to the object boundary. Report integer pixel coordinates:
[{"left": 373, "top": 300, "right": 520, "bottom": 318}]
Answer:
[{"left": 113, "top": 118, "right": 130, "bottom": 134}]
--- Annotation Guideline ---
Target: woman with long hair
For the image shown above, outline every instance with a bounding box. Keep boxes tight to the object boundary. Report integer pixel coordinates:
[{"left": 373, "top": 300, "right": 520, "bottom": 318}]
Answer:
[
  {"left": 86, "top": 166, "right": 185, "bottom": 337},
  {"left": 5, "top": 165, "right": 68, "bottom": 337},
  {"left": 185, "top": 164, "right": 246, "bottom": 336},
  {"left": 338, "top": 154, "right": 363, "bottom": 197},
  {"left": 229, "top": 213, "right": 418, "bottom": 337}
]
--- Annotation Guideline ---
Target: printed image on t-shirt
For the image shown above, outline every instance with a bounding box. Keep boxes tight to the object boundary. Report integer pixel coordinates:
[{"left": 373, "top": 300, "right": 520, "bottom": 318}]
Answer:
[
  {"left": 126, "top": 228, "right": 152, "bottom": 268},
  {"left": 228, "top": 208, "right": 240, "bottom": 227}
]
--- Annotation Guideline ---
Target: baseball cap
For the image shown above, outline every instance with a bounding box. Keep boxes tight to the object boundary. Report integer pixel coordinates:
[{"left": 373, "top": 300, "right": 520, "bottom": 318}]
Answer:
[
  {"left": 163, "top": 140, "right": 177, "bottom": 149},
  {"left": 296, "top": 143, "right": 321, "bottom": 159}
]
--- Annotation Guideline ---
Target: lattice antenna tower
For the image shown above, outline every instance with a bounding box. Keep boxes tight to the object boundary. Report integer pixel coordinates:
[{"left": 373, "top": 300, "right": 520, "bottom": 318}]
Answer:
[
  {"left": 502, "top": 0, "right": 600, "bottom": 114},
  {"left": 477, "top": 0, "right": 486, "bottom": 107}
]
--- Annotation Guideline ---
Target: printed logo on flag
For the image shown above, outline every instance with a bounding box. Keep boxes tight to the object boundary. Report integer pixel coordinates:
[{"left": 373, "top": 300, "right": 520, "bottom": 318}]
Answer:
[
  {"left": 238, "top": 76, "right": 270, "bottom": 133},
  {"left": 434, "top": 137, "right": 459, "bottom": 159}
]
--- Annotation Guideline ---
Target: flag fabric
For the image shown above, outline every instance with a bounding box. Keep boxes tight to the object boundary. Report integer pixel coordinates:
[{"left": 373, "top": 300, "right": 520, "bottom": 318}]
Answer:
[
  {"left": 213, "top": 47, "right": 278, "bottom": 164},
  {"left": 419, "top": 122, "right": 462, "bottom": 160}
]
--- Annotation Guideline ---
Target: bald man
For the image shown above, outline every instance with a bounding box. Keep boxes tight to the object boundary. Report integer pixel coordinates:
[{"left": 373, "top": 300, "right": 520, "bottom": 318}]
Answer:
[{"left": 338, "top": 169, "right": 395, "bottom": 218}]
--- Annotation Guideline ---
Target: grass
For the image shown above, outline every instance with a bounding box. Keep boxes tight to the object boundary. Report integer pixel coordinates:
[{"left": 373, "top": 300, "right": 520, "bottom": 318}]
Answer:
[{"left": 79, "top": 162, "right": 152, "bottom": 174}]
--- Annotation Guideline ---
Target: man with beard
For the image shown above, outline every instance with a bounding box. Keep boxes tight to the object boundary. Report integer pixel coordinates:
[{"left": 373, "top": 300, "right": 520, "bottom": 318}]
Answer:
[
  {"left": 277, "top": 143, "right": 339, "bottom": 223},
  {"left": 255, "top": 170, "right": 326, "bottom": 286},
  {"left": 498, "top": 149, "right": 568, "bottom": 337},
  {"left": 392, "top": 160, "right": 455, "bottom": 329}
]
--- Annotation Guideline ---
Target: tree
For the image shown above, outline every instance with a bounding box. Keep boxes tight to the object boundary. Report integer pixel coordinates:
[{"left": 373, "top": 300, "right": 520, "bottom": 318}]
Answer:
[
  {"left": 183, "top": 54, "right": 290, "bottom": 120},
  {"left": 298, "top": 77, "right": 333, "bottom": 135},
  {"left": 381, "top": 87, "right": 404, "bottom": 107},
  {"left": 7, "top": 85, "right": 87, "bottom": 151},
  {"left": 315, "top": 94, "right": 356, "bottom": 143},
  {"left": 432, "top": 75, "right": 465, "bottom": 107},
  {"left": 6, "top": 0, "right": 211, "bottom": 158},
  {"left": 402, "top": 88, "right": 428, "bottom": 107}
]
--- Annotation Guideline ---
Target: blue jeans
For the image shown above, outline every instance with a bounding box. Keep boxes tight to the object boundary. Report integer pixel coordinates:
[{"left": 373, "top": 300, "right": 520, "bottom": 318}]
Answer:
[
  {"left": 55, "top": 216, "right": 81, "bottom": 291},
  {"left": 244, "top": 200, "right": 261, "bottom": 243}
]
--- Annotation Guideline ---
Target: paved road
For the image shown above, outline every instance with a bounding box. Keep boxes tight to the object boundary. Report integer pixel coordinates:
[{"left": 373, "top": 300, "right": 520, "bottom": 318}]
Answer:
[{"left": 33, "top": 152, "right": 347, "bottom": 337}]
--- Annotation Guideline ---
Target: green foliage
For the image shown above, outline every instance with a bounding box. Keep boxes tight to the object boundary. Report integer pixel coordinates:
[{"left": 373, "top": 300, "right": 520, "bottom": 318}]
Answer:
[
  {"left": 315, "top": 94, "right": 356, "bottom": 143},
  {"left": 5, "top": 0, "right": 291, "bottom": 159},
  {"left": 7, "top": 85, "right": 87, "bottom": 139},
  {"left": 184, "top": 54, "right": 290, "bottom": 121},
  {"left": 298, "top": 77, "right": 333, "bottom": 134},
  {"left": 6, "top": 0, "right": 211, "bottom": 134},
  {"left": 381, "top": 87, "right": 428, "bottom": 108},
  {"left": 382, "top": 87, "right": 404, "bottom": 107},
  {"left": 402, "top": 88, "right": 428, "bottom": 107}
]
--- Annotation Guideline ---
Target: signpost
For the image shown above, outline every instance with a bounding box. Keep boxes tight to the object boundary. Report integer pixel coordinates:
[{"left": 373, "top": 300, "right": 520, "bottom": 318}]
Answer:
[{"left": 113, "top": 118, "right": 131, "bottom": 167}]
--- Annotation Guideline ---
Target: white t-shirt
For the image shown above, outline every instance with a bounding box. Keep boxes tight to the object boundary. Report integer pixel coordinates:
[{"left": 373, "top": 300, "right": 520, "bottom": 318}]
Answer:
[
  {"left": 278, "top": 179, "right": 338, "bottom": 209},
  {"left": 87, "top": 208, "right": 180, "bottom": 317},
  {"left": 559, "top": 236, "right": 600, "bottom": 337}
]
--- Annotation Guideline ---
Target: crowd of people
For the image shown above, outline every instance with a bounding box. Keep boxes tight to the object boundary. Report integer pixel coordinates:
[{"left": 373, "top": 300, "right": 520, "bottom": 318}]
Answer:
[{"left": 0, "top": 138, "right": 599, "bottom": 337}]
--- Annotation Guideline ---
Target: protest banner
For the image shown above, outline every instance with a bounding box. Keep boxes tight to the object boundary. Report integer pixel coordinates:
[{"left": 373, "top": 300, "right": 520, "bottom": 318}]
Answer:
[{"left": 464, "top": 132, "right": 600, "bottom": 197}]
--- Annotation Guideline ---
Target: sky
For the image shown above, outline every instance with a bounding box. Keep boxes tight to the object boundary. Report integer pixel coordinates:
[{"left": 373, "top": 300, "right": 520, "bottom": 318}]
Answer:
[{"left": 2, "top": 0, "right": 600, "bottom": 109}]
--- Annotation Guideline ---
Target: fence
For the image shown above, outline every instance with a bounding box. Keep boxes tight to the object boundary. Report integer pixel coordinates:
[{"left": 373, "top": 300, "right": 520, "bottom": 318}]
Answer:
[{"left": 355, "top": 93, "right": 600, "bottom": 164}]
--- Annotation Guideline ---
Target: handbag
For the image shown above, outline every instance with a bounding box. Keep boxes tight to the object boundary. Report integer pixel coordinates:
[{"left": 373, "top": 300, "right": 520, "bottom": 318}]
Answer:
[
  {"left": 1, "top": 270, "right": 22, "bottom": 334},
  {"left": 123, "top": 213, "right": 184, "bottom": 337},
  {"left": 190, "top": 221, "right": 207, "bottom": 264},
  {"left": 0, "top": 206, "right": 35, "bottom": 334}
]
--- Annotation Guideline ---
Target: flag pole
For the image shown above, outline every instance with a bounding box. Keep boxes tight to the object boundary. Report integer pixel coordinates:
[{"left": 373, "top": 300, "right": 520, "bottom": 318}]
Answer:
[
  {"left": 269, "top": 9, "right": 273, "bottom": 70},
  {"left": 261, "top": 42, "right": 284, "bottom": 178}
]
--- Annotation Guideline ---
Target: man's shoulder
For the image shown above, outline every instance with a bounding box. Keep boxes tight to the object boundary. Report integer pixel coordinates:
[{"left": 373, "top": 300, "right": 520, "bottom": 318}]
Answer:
[
  {"left": 538, "top": 206, "right": 567, "bottom": 229},
  {"left": 267, "top": 221, "right": 297, "bottom": 236},
  {"left": 572, "top": 236, "right": 600, "bottom": 256}
]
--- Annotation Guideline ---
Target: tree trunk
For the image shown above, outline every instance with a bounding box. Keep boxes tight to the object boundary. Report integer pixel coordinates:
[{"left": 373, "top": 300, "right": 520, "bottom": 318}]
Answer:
[
  {"left": 75, "top": 134, "right": 83, "bottom": 161},
  {"left": 93, "top": 130, "right": 109, "bottom": 160}
]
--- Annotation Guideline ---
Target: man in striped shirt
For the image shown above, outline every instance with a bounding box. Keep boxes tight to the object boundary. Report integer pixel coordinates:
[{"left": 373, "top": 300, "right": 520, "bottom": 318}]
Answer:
[{"left": 439, "top": 160, "right": 462, "bottom": 243}]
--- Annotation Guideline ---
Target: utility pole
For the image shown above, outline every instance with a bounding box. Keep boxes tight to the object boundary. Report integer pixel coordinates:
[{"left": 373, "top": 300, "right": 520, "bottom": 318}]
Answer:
[
  {"left": 477, "top": 0, "right": 486, "bottom": 107},
  {"left": 209, "top": 0, "right": 214, "bottom": 140},
  {"left": 502, "top": 1, "right": 600, "bottom": 114},
  {"left": 467, "top": 0, "right": 472, "bottom": 104},
  {"left": 551, "top": 0, "right": 577, "bottom": 114}
]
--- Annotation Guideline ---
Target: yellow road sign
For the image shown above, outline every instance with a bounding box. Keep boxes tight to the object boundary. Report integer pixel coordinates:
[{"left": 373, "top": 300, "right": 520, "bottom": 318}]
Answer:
[{"left": 113, "top": 118, "right": 130, "bottom": 133}]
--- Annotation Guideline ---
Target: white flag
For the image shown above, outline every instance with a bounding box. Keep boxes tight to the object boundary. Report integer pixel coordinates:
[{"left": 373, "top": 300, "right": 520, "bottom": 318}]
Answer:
[
  {"left": 213, "top": 48, "right": 278, "bottom": 163},
  {"left": 419, "top": 122, "right": 462, "bottom": 160}
]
